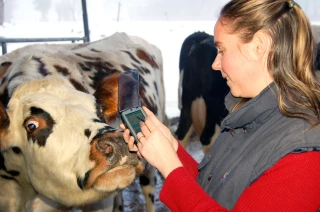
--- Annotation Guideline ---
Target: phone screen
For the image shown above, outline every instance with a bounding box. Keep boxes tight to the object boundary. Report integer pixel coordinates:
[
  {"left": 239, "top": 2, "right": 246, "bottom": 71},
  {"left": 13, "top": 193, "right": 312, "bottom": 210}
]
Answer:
[{"left": 124, "top": 109, "right": 146, "bottom": 135}]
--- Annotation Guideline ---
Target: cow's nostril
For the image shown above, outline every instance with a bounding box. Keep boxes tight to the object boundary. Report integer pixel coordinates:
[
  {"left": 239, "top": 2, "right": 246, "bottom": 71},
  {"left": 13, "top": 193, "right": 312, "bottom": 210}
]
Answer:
[
  {"left": 12, "top": 147, "right": 22, "bottom": 154},
  {"left": 97, "top": 140, "right": 114, "bottom": 157}
]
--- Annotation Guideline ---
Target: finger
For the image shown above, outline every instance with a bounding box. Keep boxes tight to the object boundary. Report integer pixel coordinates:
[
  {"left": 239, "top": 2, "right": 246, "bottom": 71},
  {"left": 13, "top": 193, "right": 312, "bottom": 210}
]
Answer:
[
  {"left": 143, "top": 117, "right": 158, "bottom": 132},
  {"left": 140, "top": 122, "right": 151, "bottom": 137},
  {"left": 142, "top": 106, "right": 154, "bottom": 117},
  {"left": 136, "top": 137, "right": 144, "bottom": 148},
  {"left": 128, "top": 136, "right": 138, "bottom": 151},
  {"left": 137, "top": 151, "right": 143, "bottom": 158},
  {"left": 142, "top": 106, "right": 163, "bottom": 126},
  {"left": 122, "top": 129, "right": 131, "bottom": 143},
  {"left": 136, "top": 132, "right": 146, "bottom": 142},
  {"left": 120, "top": 123, "right": 126, "bottom": 130}
]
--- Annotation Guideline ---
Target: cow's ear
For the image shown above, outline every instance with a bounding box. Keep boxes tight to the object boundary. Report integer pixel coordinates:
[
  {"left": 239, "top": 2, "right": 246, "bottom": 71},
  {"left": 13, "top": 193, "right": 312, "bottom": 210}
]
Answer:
[
  {"left": 94, "top": 72, "right": 120, "bottom": 123},
  {"left": 0, "top": 101, "right": 10, "bottom": 135},
  {"left": 0, "top": 62, "right": 12, "bottom": 78}
]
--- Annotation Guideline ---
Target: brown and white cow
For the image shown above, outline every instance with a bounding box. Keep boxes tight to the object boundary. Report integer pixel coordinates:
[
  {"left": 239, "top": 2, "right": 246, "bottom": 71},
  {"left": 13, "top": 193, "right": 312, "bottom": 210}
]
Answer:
[{"left": 0, "top": 32, "right": 167, "bottom": 212}]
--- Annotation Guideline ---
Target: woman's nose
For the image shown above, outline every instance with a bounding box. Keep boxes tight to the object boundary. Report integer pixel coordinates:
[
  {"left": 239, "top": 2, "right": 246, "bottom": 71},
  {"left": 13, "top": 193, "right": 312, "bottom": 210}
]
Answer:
[{"left": 212, "top": 55, "right": 221, "bottom": 71}]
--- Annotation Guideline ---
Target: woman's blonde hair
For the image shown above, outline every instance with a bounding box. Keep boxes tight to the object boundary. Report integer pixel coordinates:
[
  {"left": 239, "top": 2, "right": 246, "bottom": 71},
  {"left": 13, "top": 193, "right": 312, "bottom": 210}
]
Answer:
[{"left": 220, "top": 0, "right": 320, "bottom": 126}]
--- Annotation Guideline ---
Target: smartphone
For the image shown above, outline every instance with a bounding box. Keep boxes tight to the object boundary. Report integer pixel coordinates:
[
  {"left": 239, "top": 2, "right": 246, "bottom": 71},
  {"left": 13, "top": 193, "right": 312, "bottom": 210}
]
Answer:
[
  {"left": 118, "top": 70, "right": 147, "bottom": 143},
  {"left": 120, "top": 106, "right": 147, "bottom": 143}
]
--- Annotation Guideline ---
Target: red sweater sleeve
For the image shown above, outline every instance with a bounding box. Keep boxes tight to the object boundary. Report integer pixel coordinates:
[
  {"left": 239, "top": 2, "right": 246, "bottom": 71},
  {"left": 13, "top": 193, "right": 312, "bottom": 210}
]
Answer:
[
  {"left": 176, "top": 142, "right": 199, "bottom": 179},
  {"left": 160, "top": 151, "right": 320, "bottom": 212}
]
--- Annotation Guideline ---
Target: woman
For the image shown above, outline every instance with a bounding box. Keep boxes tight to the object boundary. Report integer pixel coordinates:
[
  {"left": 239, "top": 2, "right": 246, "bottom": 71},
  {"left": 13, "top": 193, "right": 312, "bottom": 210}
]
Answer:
[{"left": 121, "top": 0, "right": 320, "bottom": 211}]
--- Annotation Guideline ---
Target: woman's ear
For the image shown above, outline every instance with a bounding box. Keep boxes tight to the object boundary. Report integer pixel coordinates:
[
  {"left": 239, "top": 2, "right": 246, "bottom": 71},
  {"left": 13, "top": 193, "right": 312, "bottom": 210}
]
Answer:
[{"left": 250, "top": 30, "right": 272, "bottom": 60}]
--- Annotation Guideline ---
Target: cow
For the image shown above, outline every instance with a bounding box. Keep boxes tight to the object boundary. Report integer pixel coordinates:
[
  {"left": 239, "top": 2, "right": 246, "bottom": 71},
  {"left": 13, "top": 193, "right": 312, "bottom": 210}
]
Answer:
[
  {"left": 316, "top": 42, "right": 320, "bottom": 71},
  {"left": 312, "top": 25, "right": 320, "bottom": 76},
  {"left": 175, "top": 31, "right": 229, "bottom": 154},
  {"left": 0, "top": 32, "right": 167, "bottom": 212},
  {"left": 312, "top": 25, "right": 320, "bottom": 44}
]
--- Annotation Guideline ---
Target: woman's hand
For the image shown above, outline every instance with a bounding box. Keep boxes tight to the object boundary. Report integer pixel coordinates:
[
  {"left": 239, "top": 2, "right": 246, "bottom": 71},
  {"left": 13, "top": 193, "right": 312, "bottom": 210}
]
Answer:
[
  {"left": 141, "top": 106, "right": 179, "bottom": 151},
  {"left": 120, "top": 106, "right": 182, "bottom": 178}
]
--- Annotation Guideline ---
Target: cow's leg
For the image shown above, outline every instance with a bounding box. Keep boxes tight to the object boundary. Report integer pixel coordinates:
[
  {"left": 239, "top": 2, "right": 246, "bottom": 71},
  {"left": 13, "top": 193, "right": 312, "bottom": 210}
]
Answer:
[
  {"left": 190, "top": 97, "right": 206, "bottom": 136},
  {"left": 179, "top": 124, "right": 194, "bottom": 149},
  {"left": 81, "top": 196, "right": 114, "bottom": 212},
  {"left": 139, "top": 163, "right": 156, "bottom": 212},
  {"left": 175, "top": 106, "right": 193, "bottom": 143},
  {"left": 199, "top": 99, "right": 216, "bottom": 147},
  {"left": 178, "top": 70, "right": 184, "bottom": 110},
  {"left": 202, "top": 124, "right": 221, "bottom": 154},
  {"left": 200, "top": 97, "right": 225, "bottom": 154},
  {"left": 112, "top": 192, "right": 124, "bottom": 212}
]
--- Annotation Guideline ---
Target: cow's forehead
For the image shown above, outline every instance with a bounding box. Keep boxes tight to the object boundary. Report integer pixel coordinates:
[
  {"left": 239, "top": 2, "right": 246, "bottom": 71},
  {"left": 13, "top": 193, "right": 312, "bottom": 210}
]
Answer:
[
  {"left": 4, "top": 76, "right": 103, "bottom": 143},
  {"left": 12, "top": 76, "right": 95, "bottom": 106},
  {"left": 11, "top": 75, "right": 82, "bottom": 98}
]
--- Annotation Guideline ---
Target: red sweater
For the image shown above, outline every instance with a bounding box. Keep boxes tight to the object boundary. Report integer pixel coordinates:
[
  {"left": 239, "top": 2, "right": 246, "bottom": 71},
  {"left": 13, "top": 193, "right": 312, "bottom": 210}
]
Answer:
[{"left": 160, "top": 143, "right": 320, "bottom": 211}]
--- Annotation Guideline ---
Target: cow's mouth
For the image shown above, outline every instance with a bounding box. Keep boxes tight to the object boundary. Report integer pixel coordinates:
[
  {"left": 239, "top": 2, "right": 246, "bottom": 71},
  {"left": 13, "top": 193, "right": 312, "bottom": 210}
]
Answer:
[
  {"left": 77, "top": 161, "right": 144, "bottom": 192},
  {"left": 77, "top": 132, "right": 144, "bottom": 191}
]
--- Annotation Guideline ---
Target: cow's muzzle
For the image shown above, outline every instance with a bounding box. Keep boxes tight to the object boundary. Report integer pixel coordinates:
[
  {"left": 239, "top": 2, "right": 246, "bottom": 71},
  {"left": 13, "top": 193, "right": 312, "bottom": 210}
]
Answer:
[{"left": 79, "top": 129, "right": 144, "bottom": 190}]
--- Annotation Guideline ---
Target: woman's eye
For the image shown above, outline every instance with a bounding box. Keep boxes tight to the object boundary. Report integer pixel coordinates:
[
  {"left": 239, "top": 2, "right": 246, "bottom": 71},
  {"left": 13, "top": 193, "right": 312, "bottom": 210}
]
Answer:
[{"left": 25, "top": 120, "right": 39, "bottom": 132}]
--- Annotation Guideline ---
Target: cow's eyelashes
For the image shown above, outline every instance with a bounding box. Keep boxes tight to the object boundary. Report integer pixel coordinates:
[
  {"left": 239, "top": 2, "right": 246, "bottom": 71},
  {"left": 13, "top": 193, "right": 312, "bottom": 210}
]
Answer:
[
  {"left": 98, "top": 105, "right": 105, "bottom": 115},
  {"left": 25, "top": 120, "right": 39, "bottom": 132},
  {"left": 96, "top": 105, "right": 106, "bottom": 122}
]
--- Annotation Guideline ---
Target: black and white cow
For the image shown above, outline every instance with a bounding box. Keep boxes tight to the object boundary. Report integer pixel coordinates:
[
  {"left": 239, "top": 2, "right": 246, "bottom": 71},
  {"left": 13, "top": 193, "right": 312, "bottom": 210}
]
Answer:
[
  {"left": 0, "top": 32, "right": 167, "bottom": 212},
  {"left": 316, "top": 42, "right": 320, "bottom": 71},
  {"left": 175, "top": 31, "right": 229, "bottom": 154},
  {"left": 312, "top": 25, "right": 320, "bottom": 75}
]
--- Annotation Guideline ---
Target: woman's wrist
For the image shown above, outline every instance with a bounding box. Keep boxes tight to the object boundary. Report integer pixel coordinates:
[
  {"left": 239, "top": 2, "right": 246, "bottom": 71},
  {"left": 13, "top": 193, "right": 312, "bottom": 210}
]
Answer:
[
  {"left": 161, "top": 160, "right": 183, "bottom": 178},
  {"left": 171, "top": 137, "right": 179, "bottom": 152}
]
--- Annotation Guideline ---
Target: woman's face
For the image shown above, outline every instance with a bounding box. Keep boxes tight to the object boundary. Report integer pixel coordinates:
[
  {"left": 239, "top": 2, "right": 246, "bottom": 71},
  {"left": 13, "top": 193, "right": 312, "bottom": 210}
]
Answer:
[{"left": 212, "top": 19, "right": 273, "bottom": 98}]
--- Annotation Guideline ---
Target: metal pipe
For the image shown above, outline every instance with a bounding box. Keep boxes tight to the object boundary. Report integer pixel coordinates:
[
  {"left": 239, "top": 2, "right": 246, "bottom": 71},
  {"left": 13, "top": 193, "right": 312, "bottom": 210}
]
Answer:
[{"left": 81, "top": 0, "right": 90, "bottom": 42}]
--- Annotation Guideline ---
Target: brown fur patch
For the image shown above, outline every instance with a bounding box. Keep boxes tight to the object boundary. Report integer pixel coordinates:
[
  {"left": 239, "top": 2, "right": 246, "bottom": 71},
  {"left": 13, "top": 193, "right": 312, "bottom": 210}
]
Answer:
[
  {"left": 136, "top": 48, "right": 159, "bottom": 69},
  {"left": 94, "top": 72, "right": 120, "bottom": 123},
  {"left": 0, "top": 62, "right": 12, "bottom": 78},
  {"left": 69, "top": 78, "right": 89, "bottom": 93},
  {"left": 53, "top": 65, "right": 70, "bottom": 76},
  {"left": 0, "top": 102, "right": 10, "bottom": 147}
]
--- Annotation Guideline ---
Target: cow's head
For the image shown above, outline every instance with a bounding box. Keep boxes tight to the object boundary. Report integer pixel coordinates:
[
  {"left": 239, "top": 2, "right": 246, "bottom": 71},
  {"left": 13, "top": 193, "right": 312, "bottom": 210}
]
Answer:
[{"left": 0, "top": 76, "right": 144, "bottom": 206}]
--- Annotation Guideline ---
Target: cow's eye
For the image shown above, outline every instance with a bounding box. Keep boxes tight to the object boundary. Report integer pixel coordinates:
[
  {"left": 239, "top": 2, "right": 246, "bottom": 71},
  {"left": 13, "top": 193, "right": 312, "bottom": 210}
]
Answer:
[{"left": 25, "top": 120, "right": 39, "bottom": 132}]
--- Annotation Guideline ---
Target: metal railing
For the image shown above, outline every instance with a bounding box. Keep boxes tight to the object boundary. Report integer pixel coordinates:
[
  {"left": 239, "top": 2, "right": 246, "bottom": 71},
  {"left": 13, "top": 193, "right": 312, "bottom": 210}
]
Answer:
[{"left": 0, "top": 0, "right": 90, "bottom": 55}]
